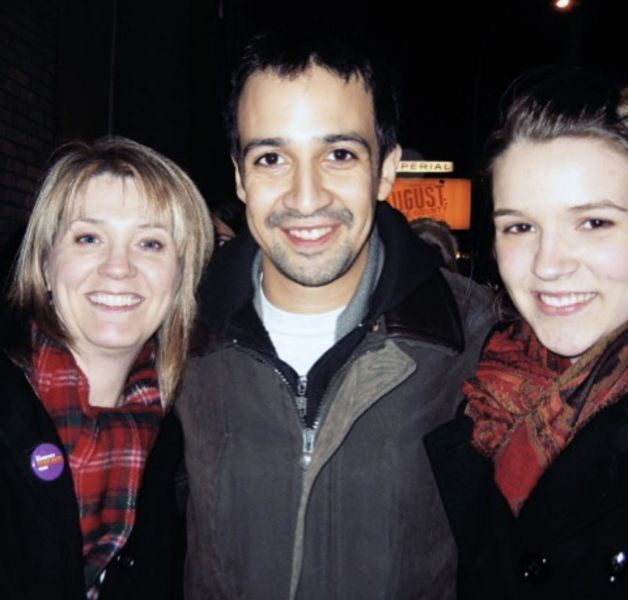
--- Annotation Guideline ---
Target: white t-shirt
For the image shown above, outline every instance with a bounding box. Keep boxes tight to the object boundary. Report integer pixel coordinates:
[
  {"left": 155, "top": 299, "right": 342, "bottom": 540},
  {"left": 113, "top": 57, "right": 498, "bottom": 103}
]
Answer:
[{"left": 260, "top": 287, "right": 345, "bottom": 376}]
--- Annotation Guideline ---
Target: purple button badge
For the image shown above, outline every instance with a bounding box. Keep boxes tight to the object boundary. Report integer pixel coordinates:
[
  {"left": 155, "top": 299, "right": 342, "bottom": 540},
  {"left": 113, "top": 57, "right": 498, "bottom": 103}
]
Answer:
[{"left": 30, "top": 443, "right": 65, "bottom": 481}]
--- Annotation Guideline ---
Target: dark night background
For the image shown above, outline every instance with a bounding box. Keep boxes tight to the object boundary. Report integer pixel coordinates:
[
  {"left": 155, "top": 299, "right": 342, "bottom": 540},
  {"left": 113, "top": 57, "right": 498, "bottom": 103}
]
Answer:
[{"left": 1, "top": 0, "right": 625, "bottom": 275}]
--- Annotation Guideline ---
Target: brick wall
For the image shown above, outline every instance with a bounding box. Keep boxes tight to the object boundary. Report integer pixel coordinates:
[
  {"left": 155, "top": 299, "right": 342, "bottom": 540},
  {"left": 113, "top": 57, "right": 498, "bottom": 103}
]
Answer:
[{"left": 0, "top": 0, "right": 57, "bottom": 257}]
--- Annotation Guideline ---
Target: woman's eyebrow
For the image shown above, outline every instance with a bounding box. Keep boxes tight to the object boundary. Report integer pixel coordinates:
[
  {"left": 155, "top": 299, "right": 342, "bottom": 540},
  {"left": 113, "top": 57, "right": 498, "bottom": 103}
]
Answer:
[
  {"left": 69, "top": 217, "right": 168, "bottom": 229},
  {"left": 569, "top": 200, "right": 627, "bottom": 212},
  {"left": 493, "top": 208, "right": 525, "bottom": 218}
]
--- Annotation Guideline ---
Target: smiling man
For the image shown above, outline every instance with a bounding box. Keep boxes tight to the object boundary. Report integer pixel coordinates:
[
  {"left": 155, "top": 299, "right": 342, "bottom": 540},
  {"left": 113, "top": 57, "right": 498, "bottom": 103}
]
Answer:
[
  {"left": 235, "top": 65, "right": 395, "bottom": 310},
  {"left": 177, "top": 28, "right": 495, "bottom": 600}
]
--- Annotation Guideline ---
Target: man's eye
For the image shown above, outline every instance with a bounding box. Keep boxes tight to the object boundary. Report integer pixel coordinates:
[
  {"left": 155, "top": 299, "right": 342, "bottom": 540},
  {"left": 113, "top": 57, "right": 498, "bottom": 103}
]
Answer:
[
  {"left": 327, "top": 149, "right": 356, "bottom": 161},
  {"left": 255, "top": 153, "right": 284, "bottom": 166}
]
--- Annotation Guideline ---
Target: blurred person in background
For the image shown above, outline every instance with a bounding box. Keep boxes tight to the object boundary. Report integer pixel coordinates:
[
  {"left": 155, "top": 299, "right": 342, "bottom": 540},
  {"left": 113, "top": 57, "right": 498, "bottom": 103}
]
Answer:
[
  {"left": 409, "top": 217, "right": 459, "bottom": 272},
  {"left": 209, "top": 194, "right": 245, "bottom": 248}
]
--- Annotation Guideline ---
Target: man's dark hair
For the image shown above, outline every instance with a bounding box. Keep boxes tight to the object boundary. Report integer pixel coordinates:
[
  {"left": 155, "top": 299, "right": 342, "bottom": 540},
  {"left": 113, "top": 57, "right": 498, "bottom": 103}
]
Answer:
[{"left": 226, "top": 27, "right": 400, "bottom": 169}]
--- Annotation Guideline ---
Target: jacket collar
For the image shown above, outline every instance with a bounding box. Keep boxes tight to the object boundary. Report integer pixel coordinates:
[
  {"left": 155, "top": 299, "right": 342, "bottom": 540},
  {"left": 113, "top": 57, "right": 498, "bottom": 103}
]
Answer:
[
  {"left": 196, "top": 202, "right": 463, "bottom": 353},
  {"left": 366, "top": 202, "right": 464, "bottom": 353}
]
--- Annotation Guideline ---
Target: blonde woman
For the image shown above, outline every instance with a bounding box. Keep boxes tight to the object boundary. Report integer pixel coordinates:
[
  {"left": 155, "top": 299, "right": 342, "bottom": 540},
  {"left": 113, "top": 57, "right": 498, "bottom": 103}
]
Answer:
[{"left": 0, "top": 137, "right": 212, "bottom": 599}]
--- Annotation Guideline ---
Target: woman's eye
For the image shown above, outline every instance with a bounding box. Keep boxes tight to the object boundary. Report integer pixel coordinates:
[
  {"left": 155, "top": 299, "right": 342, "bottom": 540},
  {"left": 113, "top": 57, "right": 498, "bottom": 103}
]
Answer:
[
  {"left": 140, "top": 239, "right": 164, "bottom": 251},
  {"left": 327, "top": 148, "right": 356, "bottom": 161},
  {"left": 501, "top": 223, "right": 534, "bottom": 234},
  {"left": 580, "top": 218, "right": 613, "bottom": 230},
  {"left": 75, "top": 233, "right": 99, "bottom": 244},
  {"left": 254, "top": 153, "right": 284, "bottom": 167}
]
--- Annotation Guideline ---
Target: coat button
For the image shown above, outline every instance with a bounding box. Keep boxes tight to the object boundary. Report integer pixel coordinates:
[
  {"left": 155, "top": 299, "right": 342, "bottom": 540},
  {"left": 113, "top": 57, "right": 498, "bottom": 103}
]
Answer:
[
  {"left": 520, "top": 553, "right": 552, "bottom": 584},
  {"left": 116, "top": 553, "right": 136, "bottom": 569},
  {"left": 608, "top": 550, "right": 628, "bottom": 583}
]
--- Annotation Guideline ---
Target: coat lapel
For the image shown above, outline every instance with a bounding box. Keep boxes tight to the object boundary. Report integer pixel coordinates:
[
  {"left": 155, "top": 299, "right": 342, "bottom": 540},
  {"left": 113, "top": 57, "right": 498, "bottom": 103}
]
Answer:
[
  {"left": 426, "top": 394, "right": 628, "bottom": 548},
  {"left": 0, "top": 352, "right": 82, "bottom": 551},
  {"left": 424, "top": 414, "right": 513, "bottom": 546},
  {"left": 517, "top": 394, "right": 628, "bottom": 539}
]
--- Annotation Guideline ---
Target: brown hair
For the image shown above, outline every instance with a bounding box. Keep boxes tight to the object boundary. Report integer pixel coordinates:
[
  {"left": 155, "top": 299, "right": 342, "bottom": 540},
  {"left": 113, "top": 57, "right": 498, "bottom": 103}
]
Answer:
[{"left": 486, "top": 66, "right": 628, "bottom": 173}]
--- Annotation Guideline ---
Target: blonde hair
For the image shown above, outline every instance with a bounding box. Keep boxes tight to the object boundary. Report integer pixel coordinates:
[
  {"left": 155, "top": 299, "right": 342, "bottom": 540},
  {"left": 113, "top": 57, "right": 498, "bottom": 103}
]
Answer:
[{"left": 10, "top": 136, "right": 213, "bottom": 405}]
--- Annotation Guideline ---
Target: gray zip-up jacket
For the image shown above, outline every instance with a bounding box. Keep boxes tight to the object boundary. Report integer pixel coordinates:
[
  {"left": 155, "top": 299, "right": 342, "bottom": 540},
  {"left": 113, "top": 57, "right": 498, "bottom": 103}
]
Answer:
[{"left": 177, "top": 203, "right": 495, "bottom": 600}]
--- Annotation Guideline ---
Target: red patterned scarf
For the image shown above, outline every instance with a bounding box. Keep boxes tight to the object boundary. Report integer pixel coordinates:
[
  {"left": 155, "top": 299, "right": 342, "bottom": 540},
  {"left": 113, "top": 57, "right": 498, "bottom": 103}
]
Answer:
[
  {"left": 28, "top": 331, "right": 163, "bottom": 595},
  {"left": 464, "top": 320, "right": 628, "bottom": 516}
]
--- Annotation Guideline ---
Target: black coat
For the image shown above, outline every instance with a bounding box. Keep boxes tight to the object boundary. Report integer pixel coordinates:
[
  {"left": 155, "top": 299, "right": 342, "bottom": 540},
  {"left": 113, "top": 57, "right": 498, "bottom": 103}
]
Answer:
[
  {"left": 425, "top": 392, "right": 628, "bottom": 599},
  {"left": 0, "top": 351, "right": 185, "bottom": 600}
]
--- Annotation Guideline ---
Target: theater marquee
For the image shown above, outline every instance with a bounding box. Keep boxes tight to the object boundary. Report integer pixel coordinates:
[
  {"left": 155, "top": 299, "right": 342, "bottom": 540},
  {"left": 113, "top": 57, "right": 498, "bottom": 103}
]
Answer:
[{"left": 386, "top": 177, "right": 471, "bottom": 230}]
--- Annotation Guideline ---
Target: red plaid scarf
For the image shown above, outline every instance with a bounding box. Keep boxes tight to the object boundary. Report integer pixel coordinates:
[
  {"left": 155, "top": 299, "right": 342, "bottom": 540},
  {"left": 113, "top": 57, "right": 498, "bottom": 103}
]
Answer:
[
  {"left": 465, "top": 320, "right": 628, "bottom": 516},
  {"left": 28, "top": 330, "right": 163, "bottom": 595}
]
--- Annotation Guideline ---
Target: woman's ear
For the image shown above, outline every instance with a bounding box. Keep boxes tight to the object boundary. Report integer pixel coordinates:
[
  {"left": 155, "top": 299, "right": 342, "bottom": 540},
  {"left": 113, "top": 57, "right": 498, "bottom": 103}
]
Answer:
[{"left": 43, "top": 264, "right": 51, "bottom": 291}]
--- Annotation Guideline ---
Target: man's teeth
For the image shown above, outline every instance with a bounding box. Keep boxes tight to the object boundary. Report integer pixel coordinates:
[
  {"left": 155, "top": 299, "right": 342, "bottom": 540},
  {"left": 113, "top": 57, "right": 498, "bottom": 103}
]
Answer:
[
  {"left": 88, "top": 293, "right": 141, "bottom": 307},
  {"left": 288, "top": 227, "right": 332, "bottom": 240},
  {"left": 539, "top": 292, "right": 596, "bottom": 307}
]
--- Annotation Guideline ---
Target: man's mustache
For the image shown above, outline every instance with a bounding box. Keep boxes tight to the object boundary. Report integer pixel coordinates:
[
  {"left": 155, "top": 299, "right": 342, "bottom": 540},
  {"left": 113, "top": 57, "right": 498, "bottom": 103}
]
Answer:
[{"left": 266, "top": 207, "right": 354, "bottom": 228}]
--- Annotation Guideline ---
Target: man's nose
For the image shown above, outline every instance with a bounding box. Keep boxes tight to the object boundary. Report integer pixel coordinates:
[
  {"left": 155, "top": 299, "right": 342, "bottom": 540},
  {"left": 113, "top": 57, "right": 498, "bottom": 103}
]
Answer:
[{"left": 283, "top": 163, "right": 332, "bottom": 215}]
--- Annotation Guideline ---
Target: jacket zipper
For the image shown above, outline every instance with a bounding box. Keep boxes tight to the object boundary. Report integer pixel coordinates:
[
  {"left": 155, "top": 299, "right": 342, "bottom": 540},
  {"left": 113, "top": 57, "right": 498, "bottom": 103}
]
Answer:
[
  {"left": 235, "top": 345, "right": 319, "bottom": 468},
  {"left": 295, "top": 331, "right": 385, "bottom": 469},
  {"left": 298, "top": 348, "right": 380, "bottom": 470},
  {"left": 301, "top": 425, "right": 316, "bottom": 469},
  {"left": 296, "top": 374, "right": 318, "bottom": 469},
  {"left": 296, "top": 375, "right": 307, "bottom": 419},
  {"left": 235, "top": 331, "right": 382, "bottom": 471}
]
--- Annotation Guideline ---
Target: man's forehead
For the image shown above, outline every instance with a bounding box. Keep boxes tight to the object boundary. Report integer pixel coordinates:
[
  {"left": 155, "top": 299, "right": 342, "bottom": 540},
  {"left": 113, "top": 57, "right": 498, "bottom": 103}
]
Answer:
[
  {"left": 236, "top": 65, "right": 375, "bottom": 140},
  {"left": 239, "top": 65, "right": 371, "bottom": 107}
]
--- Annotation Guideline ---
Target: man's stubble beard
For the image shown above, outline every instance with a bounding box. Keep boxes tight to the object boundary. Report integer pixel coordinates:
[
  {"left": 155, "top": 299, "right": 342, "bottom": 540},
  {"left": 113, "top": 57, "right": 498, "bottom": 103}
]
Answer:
[
  {"left": 264, "top": 206, "right": 363, "bottom": 287},
  {"left": 267, "top": 238, "right": 360, "bottom": 288}
]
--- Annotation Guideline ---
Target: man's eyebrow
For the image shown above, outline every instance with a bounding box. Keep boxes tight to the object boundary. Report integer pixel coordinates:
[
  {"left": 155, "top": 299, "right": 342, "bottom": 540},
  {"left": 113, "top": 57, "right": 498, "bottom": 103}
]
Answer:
[
  {"left": 241, "top": 138, "right": 286, "bottom": 160},
  {"left": 323, "top": 134, "right": 372, "bottom": 156},
  {"left": 241, "top": 133, "right": 373, "bottom": 161},
  {"left": 569, "top": 200, "right": 627, "bottom": 212}
]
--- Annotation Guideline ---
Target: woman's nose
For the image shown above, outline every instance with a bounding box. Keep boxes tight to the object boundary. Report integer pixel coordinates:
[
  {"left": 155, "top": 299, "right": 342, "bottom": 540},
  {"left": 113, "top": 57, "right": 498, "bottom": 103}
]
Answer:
[
  {"left": 533, "top": 231, "right": 578, "bottom": 280},
  {"left": 98, "top": 244, "right": 137, "bottom": 279}
]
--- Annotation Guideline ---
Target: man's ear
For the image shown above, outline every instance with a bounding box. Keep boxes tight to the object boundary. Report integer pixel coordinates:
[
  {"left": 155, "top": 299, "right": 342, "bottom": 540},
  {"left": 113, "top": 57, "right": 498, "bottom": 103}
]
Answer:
[
  {"left": 377, "top": 144, "right": 402, "bottom": 201},
  {"left": 232, "top": 156, "right": 246, "bottom": 203}
]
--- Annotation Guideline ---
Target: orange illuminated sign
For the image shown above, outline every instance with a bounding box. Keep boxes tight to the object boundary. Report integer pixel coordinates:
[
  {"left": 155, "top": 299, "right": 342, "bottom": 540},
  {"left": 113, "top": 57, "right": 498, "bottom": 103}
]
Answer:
[{"left": 386, "top": 178, "right": 471, "bottom": 230}]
